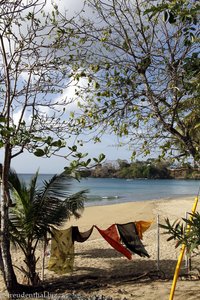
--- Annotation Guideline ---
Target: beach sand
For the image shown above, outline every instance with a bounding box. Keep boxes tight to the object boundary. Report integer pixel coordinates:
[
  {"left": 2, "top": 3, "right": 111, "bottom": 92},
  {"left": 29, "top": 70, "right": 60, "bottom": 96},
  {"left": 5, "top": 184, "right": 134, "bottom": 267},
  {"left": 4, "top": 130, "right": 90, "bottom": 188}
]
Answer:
[{"left": 1, "top": 196, "right": 200, "bottom": 299}]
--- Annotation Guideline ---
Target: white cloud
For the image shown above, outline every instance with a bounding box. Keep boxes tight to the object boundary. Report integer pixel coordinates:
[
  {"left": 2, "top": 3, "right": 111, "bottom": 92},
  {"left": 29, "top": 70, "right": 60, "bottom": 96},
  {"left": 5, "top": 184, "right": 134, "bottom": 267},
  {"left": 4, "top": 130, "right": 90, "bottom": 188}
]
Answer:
[
  {"left": 45, "top": 0, "right": 85, "bottom": 17},
  {"left": 12, "top": 109, "right": 33, "bottom": 126},
  {"left": 12, "top": 110, "right": 22, "bottom": 125},
  {"left": 53, "top": 75, "right": 89, "bottom": 113}
]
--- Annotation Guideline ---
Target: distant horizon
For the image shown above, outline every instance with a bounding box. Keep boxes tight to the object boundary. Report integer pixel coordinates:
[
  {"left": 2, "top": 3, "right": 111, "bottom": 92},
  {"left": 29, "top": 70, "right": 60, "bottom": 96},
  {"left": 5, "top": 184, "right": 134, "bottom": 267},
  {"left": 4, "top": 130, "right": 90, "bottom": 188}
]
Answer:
[{"left": 12, "top": 157, "right": 198, "bottom": 175}]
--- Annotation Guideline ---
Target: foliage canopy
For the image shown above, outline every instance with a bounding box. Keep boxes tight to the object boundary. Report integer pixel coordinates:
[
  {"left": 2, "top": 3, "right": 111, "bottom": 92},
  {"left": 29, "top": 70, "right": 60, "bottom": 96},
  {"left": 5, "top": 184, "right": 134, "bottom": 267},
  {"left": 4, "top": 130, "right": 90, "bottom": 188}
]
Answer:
[{"left": 62, "top": 0, "right": 200, "bottom": 164}]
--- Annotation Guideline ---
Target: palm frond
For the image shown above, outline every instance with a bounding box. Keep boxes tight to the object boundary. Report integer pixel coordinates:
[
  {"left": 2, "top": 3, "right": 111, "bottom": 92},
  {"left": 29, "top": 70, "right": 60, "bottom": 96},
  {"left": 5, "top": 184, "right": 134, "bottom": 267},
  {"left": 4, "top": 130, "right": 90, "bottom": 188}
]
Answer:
[
  {"left": 8, "top": 170, "right": 87, "bottom": 243},
  {"left": 9, "top": 169, "right": 27, "bottom": 203},
  {"left": 9, "top": 220, "right": 27, "bottom": 253},
  {"left": 38, "top": 172, "right": 73, "bottom": 201},
  {"left": 64, "top": 190, "right": 87, "bottom": 218},
  {"left": 30, "top": 190, "right": 87, "bottom": 238},
  {"left": 28, "top": 170, "right": 39, "bottom": 203}
]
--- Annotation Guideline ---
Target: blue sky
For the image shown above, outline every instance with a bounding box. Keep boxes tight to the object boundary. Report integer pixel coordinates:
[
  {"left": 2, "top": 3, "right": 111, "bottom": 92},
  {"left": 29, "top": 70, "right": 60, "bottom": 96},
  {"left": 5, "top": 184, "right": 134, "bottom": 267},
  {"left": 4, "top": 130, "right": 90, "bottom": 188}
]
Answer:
[{"left": 4, "top": 134, "right": 133, "bottom": 174}]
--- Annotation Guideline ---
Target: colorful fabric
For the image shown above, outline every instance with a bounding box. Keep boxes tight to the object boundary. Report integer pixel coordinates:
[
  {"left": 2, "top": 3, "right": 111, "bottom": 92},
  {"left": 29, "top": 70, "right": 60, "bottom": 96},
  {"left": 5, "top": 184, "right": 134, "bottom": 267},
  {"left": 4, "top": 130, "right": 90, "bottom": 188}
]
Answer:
[
  {"left": 72, "top": 226, "right": 94, "bottom": 243},
  {"left": 117, "top": 222, "right": 150, "bottom": 258},
  {"left": 135, "top": 220, "right": 152, "bottom": 240},
  {"left": 95, "top": 224, "right": 132, "bottom": 260},
  {"left": 48, "top": 228, "right": 74, "bottom": 274}
]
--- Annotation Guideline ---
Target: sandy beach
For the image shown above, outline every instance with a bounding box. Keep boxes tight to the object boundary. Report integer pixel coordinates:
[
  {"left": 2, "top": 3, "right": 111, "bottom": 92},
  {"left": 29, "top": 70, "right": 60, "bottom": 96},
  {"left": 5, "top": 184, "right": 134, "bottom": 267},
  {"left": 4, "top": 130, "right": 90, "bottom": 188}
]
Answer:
[{"left": 1, "top": 196, "right": 200, "bottom": 300}]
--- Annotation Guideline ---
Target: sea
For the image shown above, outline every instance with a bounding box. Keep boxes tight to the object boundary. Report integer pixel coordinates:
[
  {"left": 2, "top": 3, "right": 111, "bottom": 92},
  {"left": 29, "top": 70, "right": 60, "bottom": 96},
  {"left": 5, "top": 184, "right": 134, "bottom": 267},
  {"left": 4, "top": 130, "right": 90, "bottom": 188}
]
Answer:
[{"left": 18, "top": 174, "right": 200, "bottom": 207}]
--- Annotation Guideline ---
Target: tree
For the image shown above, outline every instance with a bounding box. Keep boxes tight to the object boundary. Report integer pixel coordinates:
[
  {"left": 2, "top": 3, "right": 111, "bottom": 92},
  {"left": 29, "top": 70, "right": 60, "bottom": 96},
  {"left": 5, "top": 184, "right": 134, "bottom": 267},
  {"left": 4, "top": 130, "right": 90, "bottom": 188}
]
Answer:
[
  {"left": 0, "top": 0, "right": 107, "bottom": 294},
  {"left": 61, "top": 0, "right": 199, "bottom": 164},
  {"left": 148, "top": 0, "right": 200, "bottom": 163},
  {"left": 117, "top": 159, "right": 130, "bottom": 169},
  {"left": 8, "top": 170, "right": 86, "bottom": 286},
  {"left": 0, "top": 0, "right": 86, "bottom": 294}
]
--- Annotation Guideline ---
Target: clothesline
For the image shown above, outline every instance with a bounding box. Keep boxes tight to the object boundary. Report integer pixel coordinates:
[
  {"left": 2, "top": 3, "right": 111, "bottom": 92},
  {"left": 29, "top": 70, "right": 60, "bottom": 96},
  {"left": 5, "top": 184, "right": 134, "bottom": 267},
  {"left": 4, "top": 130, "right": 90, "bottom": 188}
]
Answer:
[{"left": 48, "top": 220, "right": 152, "bottom": 274}]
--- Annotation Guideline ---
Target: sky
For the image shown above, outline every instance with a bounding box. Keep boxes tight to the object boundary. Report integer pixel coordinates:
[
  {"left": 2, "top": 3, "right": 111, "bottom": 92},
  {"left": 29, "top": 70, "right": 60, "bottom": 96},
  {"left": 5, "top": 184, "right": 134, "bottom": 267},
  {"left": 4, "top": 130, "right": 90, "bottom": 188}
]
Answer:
[
  {"left": 0, "top": 0, "right": 134, "bottom": 174},
  {"left": 7, "top": 135, "right": 133, "bottom": 174}
]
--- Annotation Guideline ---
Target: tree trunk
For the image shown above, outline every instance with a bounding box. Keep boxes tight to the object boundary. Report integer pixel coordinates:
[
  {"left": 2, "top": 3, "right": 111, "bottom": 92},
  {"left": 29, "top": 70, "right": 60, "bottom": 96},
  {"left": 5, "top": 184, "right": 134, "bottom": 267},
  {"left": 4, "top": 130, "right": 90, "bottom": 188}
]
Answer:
[
  {"left": 0, "top": 145, "right": 19, "bottom": 294},
  {"left": 1, "top": 147, "right": 43, "bottom": 297},
  {"left": 25, "top": 248, "right": 41, "bottom": 286}
]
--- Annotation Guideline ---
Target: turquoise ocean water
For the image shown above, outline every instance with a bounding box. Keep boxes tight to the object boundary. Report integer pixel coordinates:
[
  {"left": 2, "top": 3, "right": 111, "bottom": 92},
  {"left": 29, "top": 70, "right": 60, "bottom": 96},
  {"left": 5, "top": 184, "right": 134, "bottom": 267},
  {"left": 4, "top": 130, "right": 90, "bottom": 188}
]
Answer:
[{"left": 19, "top": 174, "right": 200, "bottom": 207}]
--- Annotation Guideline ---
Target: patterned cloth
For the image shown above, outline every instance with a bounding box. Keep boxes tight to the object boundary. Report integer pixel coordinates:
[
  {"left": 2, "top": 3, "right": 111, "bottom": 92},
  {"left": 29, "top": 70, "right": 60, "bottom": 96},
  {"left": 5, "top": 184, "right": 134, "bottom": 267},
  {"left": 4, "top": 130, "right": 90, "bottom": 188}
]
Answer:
[{"left": 48, "top": 228, "right": 74, "bottom": 274}]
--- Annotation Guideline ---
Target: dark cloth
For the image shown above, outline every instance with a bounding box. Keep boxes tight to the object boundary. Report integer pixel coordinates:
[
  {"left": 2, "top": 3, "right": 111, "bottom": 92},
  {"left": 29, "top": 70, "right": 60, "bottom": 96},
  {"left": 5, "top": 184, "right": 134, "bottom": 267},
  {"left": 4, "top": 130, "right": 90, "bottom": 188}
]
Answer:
[
  {"left": 72, "top": 226, "right": 94, "bottom": 243},
  {"left": 95, "top": 225, "right": 132, "bottom": 260},
  {"left": 117, "top": 222, "right": 150, "bottom": 258}
]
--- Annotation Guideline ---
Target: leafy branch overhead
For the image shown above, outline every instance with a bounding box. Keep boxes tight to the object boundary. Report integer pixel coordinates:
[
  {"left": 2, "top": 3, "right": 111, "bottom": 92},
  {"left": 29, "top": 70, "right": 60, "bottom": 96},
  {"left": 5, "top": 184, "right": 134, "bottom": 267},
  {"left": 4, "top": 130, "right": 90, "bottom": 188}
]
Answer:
[
  {"left": 0, "top": 0, "right": 83, "bottom": 160},
  {"left": 65, "top": 151, "right": 106, "bottom": 180},
  {"left": 60, "top": 0, "right": 200, "bottom": 164}
]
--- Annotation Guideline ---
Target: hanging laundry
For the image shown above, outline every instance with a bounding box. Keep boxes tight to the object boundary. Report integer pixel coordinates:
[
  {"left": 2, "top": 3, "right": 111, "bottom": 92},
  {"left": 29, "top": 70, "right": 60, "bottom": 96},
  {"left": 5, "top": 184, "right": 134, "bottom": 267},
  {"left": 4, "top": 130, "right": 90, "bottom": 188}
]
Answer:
[
  {"left": 48, "top": 228, "right": 74, "bottom": 274},
  {"left": 117, "top": 222, "right": 150, "bottom": 258},
  {"left": 72, "top": 226, "right": 94, "bottom": 243},
  {"left": 135, "top": 220, "right": 152, "bottom": 240},
  {"left": 95, "top": 224, "right": 132, "bottom": 260}
]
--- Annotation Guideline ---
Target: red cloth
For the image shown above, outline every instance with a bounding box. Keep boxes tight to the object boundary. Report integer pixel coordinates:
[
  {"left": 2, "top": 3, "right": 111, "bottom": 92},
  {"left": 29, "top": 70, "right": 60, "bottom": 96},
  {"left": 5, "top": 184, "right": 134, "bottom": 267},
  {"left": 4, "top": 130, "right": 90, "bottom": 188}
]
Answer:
[{"left": 95, "top": 224, "right": 132, "bottom": 260}]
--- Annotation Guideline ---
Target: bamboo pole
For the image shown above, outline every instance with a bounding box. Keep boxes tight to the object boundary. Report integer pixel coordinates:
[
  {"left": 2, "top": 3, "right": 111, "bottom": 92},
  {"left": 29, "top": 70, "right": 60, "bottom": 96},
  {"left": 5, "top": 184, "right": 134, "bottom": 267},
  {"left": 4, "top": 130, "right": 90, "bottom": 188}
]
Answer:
[{"left": 169, "top": 196, "right": 198, "bottom": 300}]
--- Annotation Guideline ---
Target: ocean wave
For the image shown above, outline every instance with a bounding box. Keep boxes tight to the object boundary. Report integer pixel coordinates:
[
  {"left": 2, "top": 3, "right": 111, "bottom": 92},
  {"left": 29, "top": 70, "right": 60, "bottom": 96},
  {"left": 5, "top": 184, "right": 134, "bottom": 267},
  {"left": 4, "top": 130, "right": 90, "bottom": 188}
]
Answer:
[{"left": 101, "top": 195, "right": 120, "bottom": 199}]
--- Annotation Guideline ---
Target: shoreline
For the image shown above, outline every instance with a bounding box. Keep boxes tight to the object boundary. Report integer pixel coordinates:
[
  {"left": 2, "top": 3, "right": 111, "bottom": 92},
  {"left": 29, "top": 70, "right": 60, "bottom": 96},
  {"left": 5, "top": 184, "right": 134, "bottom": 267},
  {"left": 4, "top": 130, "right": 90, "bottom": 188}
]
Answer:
[
  {"left": 84, "top": 193, "right": 197, "bottom": 207},
  {"left": 66, "top": 196, "right": 197, "bottom": 238},
  {"left": 1, "top": 196, "right": 199, "bottom": 299}
]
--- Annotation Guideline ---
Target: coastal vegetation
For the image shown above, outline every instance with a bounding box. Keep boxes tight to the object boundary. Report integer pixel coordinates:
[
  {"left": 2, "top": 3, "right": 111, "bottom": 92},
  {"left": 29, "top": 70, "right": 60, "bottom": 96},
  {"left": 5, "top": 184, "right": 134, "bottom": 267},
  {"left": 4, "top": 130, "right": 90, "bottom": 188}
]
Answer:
[{"left": 81, "top": 159, "right": 200, "bottom": 180}]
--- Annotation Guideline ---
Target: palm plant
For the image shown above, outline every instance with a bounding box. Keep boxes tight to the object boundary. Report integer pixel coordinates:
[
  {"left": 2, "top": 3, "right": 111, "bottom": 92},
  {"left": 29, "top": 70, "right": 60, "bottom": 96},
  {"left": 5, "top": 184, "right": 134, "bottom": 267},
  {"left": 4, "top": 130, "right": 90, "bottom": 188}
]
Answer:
[
  {"left": 160, "top": 212, "right": 200, "bottom": 254},
  {"left": 8, "top": 170, "right": 87, "bottom": 286}
]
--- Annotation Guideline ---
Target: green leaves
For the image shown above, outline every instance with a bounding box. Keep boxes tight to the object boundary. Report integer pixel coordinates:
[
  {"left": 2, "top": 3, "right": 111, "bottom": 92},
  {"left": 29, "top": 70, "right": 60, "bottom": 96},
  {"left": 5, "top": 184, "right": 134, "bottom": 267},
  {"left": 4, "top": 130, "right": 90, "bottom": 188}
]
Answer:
[
  {"left": 98, "top": 153, "right": 106, "bottom": 162},
  {"left": 163, "top": 11, "right": 176, "bottom": 23},
  {"left": 160, "top": 212, "right": 200, "bottom": 253},
  {"left": 94, "top": 81, "right": 100, "bottom": 89},
  {"left": 160, "top": 218, "right": 183, "bottom": 241},
  {"left": 144, "top": 0, "right": 199, "bottom": 47},
  {"left": 68, "top": 145, "right": 77, "bottom": 152},
  {"left": 64, "top": 152, "right": 106, "bottom": 181},
  {"left": 51, "top": 140, "right": 65, "bottom": 148},
  {"left": 33, "top": 138, "right": 65, "bottom": 157},
  {"left": 34, "top": 149, "right": 45, "bottom": 157},
  {"left": 122, "top": 40, "right": 129, "bottom": 51},
  {"left": 0, "top": 116, "right": 6, "bottom": 123}
]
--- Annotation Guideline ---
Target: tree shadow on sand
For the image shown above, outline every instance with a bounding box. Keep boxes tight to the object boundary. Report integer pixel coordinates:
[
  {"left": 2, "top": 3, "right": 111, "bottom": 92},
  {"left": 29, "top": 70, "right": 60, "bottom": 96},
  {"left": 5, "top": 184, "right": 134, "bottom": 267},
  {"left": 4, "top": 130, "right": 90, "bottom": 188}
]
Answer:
[
  {"left": 74, "top": 247, "right": 180, "bottom": 277},
  {"left": 75, "top": 247, "right": 125, "bottom": 259},
  {"left": 42, "top": 257, "right": 180, "bottom": 294}
]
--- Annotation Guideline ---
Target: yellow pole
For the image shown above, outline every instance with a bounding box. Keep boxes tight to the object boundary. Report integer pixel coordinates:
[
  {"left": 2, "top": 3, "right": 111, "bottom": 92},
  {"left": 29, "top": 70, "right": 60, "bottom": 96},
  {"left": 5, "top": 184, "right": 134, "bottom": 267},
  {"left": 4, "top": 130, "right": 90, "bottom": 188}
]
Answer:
[{"left": 169, "top": 196, "right": 199, "bottom": 300}]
